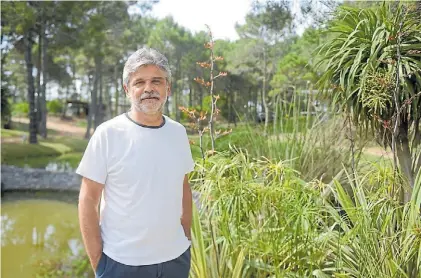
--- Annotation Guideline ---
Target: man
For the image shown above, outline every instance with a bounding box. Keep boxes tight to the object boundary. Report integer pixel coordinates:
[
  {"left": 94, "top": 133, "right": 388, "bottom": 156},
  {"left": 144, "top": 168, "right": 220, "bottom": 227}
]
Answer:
[{"left": 77, "top": 47, "right": 195, "bottom": 278}]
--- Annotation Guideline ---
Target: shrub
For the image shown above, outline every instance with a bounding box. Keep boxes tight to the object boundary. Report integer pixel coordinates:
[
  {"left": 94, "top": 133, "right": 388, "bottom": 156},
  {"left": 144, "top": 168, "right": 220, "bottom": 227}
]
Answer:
[
  {"left": 12, "top": 102, "right": 29, "bottom": 117},
  {"left": 47, "top": 99, "right": 63, "bottom": 115}
]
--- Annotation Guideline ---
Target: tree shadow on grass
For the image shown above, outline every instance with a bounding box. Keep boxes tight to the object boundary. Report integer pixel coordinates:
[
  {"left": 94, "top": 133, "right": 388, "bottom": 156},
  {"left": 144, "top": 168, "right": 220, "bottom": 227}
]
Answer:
[{"left": 9, "top": 121, "right": 60, "bottom": 136}]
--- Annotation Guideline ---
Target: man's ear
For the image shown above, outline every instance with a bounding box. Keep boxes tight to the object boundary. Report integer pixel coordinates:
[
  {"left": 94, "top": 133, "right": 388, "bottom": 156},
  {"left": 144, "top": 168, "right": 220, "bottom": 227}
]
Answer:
[
  {"left": 123, "top": 84, "right": 129, "bottom": 96},
  {"left": 166, "top": 84, "right": 172, "bottom": 97}
]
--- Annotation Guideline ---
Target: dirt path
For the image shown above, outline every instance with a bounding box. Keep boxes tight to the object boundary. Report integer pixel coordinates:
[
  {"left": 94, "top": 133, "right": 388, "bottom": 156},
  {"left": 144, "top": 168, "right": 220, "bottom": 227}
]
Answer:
[
  {"left": 11, "top": 116, "right": 86, "bottom": 137},
  {"left": 270, "top": 133, "right": 393, "bottom": 159},
  {"left": 363, "top": 147, "right": 393, "bottom": 159},
  {"left": 1, "top": 137, "right": 26, "bottom": 143}
]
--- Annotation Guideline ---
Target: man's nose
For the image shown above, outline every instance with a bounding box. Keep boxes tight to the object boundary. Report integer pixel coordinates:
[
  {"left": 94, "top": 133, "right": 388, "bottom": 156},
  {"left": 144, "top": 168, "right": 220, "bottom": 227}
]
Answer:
[{"left": 144, "top": 81, "right": 154, "bottom": 92}]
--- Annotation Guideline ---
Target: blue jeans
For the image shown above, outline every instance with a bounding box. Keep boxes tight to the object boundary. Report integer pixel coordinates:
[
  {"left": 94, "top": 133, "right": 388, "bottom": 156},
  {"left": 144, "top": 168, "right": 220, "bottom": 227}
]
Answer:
[{"left": 95, "top": 247, "right": 191, "bottom": 278}]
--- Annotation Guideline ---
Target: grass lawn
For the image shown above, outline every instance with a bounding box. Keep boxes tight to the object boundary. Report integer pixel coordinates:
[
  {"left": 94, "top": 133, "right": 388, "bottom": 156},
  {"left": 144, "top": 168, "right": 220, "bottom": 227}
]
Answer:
[
  {"left": 358, "top": 152, "right": 393, "bottom": 173},
  {"left": 4, "top": 152, "right": 84, "bottom": 169},
  {"left": 1, "top": 129, "right": 27, "bottom": 138},
  {"left": 75, "top": 119, "right": 87, "bottom": 128},
  {"left": 1, "top": 130, "right": 88, "bottom": 168},
  {"left": 360, "top": 152, "right": 392, "bottom": 163},
  {"left": 6, "top": 121, "right": 61, "bottom": 136}
]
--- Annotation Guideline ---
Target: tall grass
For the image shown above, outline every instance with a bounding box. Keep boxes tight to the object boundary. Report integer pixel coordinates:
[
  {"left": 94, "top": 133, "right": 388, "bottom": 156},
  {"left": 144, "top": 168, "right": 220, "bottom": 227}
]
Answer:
[
  {"left": 189, "top": 149, "right": 421, "bottom": 277},
  {"left": 188, "top": 92, "right": 419, "bottom": 277},
  {"left": 203, "top": 91, "right": 369, "bottom": 184}
]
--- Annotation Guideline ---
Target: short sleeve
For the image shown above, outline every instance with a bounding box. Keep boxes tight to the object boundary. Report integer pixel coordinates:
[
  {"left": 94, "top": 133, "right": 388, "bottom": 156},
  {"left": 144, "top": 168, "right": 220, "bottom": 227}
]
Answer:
[
  {"left": 76, "top": 126, "right": 108, "bottom": 184},
  {"left": 183, "top": 128, "right": 195, "bottom": 174}
]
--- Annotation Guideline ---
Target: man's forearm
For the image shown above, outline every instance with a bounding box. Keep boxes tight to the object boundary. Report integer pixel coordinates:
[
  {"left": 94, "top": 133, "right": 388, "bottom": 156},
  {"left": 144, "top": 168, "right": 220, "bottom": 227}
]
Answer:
[
  {"left": 78, "top": 198, "right": 103, "bottom": 269},
  {"left": 181, "top": 180, "right": 193, "bottom": 239}
]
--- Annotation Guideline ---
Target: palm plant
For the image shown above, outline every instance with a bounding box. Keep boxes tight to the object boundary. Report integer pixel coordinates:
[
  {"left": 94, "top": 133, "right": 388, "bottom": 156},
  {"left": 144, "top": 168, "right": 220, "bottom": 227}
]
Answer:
[
  {"left": 316, "top": 2, "right": 421, "bottom": 199},
  {"left": 324, "top": 169, "right": 421, "bottom": 277}
]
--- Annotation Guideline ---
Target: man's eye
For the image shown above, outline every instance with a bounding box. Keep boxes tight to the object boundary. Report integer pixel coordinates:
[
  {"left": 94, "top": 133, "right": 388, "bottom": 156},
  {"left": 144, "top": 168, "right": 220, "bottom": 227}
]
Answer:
[
  {"left": 135, "top": 81, "right": 145, "bottom": 85},
  {"left": 152, "top": 80, "right": 161, "bottom": 84}
]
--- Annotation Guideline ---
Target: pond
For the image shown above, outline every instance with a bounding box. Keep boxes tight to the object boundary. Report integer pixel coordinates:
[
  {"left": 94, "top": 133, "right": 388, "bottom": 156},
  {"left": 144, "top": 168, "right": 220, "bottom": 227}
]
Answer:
[
  {"left": 1, "top": 191, "right": 89, "bottom": 278},
  {"left": 4, "top": 152, "right": 82, "bottom": 172}
]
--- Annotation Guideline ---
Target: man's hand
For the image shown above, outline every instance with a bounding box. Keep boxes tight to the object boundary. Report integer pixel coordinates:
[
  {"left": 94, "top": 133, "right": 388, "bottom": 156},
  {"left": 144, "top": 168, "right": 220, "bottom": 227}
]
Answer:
[
  {"left": 78, "top": 177, "right": 104, "bottom": 272},
  {"left": 181, "top": 216, "right": 192, "bottom": 240},
  {"left": 91, "top": 251, "right": 103, "bottom": 272},
  {"left": 181, "top": 174, "right": 193, "bottom": 241}
]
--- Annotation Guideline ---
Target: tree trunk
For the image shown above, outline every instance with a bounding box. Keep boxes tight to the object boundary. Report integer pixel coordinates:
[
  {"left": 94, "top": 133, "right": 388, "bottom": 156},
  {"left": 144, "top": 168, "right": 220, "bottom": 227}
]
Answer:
[
  {"left": 199, "top": 87, "right": 203, "bottom": 111},
  {"left": 85, "top": 63, "right": 98, "bottom": 139},
  {"left": 263, "top": 47, "right": 269, "bottom": 134},
  {"left": 1, "top": 41, "right": 11, "bottom": 129},
  {"left": 72, "top": 62, "right": 77, "bottom": 96},
  {"left": 114, "top": 65, "right": 119, "bottom": 117},
  {"left": 175, "top": 89, "right": 180, "bottom": 121},
  {"left": 174, "top": 64, "right": 181, "bottom": 122},
  {"left": 72, "top": 61, "right": 77, "bottom": 103},
  {"left": 64, "top": 62, "right": 76, "bottom": 118},
  {"left": 411, "top": 117, "right": 421, "bottom": 177},
  {"left": 189, "top": 84, "right": 193, "bottom": 108},
  {"left": 273, "top": 94, "right": 279, "bottom": 134},
  {"left": 396, "top": 122, "right": 414, "bottom": 203},
  {"left": 246, "top": 89, "right": 250, "bottom": 119},
  {"left": 254, "top": 87, "right": 258, "bottom": 122},
  {"left": 61, "top": 85, "right": 69, "bottom": 118},
  {"left": 39, "top": 21, "right": 48, "bottom": 138},
  {"left": 94, "top": 57, "right": 103, "bottom": 129},
  {"left": 306, "top": 83, "right": 313, "bottom": 130},
  {"left": 24, "top": 32, "right": 38, "bottom": 144},
  {"left": 233, "top": 90, "right": 237, "bottom": 127},
  {"left": 85, "top": 103, "right": 92, "bottom": 139},
  {"left": 228, "top": 90, "right": 232, "bottom": 126},
  {"left": 106, "top": 83, "right": 112, "bottom": 120},
  {"left": 36, "top": 28, "right": 41, "bottom": 133}
]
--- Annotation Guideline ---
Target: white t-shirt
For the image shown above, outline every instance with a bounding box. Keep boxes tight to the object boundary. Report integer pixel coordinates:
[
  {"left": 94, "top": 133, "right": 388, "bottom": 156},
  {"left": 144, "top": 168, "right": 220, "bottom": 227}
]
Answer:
[{"left": 76, "top": 113, "right": 195, "bottom": 266}]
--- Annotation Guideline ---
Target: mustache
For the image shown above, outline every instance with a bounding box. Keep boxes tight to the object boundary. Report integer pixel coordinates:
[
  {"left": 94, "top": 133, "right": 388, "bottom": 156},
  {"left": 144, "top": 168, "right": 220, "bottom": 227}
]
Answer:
[{"left": 140, "top": 91, "right": 160, "bottom": 100}]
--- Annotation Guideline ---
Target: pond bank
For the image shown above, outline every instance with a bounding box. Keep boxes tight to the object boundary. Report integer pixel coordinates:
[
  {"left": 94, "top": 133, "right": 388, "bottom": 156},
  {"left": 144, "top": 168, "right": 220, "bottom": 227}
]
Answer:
[
  {"left": 1, "top": 165, "right": 81, "bottom": 192},
  {"left": 1, "top": 165, "right": 202, "bottom": 208}
]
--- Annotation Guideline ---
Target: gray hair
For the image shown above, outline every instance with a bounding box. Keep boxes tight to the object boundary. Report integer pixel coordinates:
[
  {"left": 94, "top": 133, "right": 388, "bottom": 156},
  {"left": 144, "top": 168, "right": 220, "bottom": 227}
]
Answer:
[{"left": 123, "top": 47, "right": 172, "bottom": 87}]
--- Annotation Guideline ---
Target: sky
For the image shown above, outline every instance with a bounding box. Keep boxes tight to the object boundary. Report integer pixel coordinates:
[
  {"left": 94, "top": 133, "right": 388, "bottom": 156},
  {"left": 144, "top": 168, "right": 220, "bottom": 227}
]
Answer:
[
  {"left": 151, "top": 0, "right": 253, "bottom": 41},
  {"left": 135, "top": 0, "right": 308, "bottom": 41}
]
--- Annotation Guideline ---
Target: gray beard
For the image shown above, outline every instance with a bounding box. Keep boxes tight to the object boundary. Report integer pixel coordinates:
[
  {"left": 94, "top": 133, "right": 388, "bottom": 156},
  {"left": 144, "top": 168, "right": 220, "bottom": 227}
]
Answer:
[{"left": 130, "top": 94, "right": 167, "bottom": 115}]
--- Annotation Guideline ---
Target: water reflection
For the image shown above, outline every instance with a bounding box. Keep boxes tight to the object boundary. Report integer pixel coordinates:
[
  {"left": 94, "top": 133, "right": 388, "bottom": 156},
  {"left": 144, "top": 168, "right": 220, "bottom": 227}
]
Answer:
[
  {"left": 15, "top": 160, "right": 74, "bottom": 172},
  {"left": 1, "top": 199, "right": 84, "bottom": 277},
  {"left": 45, "top": 161, "right": 74, "bottom": 172}
]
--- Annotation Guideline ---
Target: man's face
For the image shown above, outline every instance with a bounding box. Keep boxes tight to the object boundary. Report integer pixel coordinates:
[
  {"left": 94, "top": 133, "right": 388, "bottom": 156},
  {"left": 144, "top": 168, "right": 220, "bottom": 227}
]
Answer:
[{"left": 124, "top": 65, "right": 170, "bottom": 115}]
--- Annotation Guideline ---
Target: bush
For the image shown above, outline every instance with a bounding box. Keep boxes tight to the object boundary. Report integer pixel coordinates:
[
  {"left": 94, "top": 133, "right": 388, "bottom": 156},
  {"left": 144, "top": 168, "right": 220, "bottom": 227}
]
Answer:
[
  {"left": 47, "top": 99, "right": 63, "bottom": 114},
  {"left": 12, "top": 102, "right": 29, "bottom": 117}
]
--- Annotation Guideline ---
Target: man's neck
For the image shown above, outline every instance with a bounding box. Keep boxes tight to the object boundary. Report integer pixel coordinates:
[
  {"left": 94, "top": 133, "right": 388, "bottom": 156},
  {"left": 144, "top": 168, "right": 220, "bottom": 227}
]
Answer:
[{"left": 128, "top": 110, "right": 163, "bottom": 127}]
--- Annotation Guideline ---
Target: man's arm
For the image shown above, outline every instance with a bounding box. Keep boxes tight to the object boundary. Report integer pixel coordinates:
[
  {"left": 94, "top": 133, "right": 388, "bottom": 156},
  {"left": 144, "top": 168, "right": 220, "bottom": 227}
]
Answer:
[
  {"left": 78, "top": 177, "right": 104, "bottom": 271},
  {"left": 181, "top": 174, "right": 193, "bottom": 240}
]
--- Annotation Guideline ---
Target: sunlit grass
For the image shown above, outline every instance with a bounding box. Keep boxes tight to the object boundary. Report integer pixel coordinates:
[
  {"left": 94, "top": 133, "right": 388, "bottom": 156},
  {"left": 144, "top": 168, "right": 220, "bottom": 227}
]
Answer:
[
  {"left": 1, "top": 128, "right": 26, "bottom": 138},
  {"left": 1, "top": 136, "right": 88, "bottom": 167}
]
